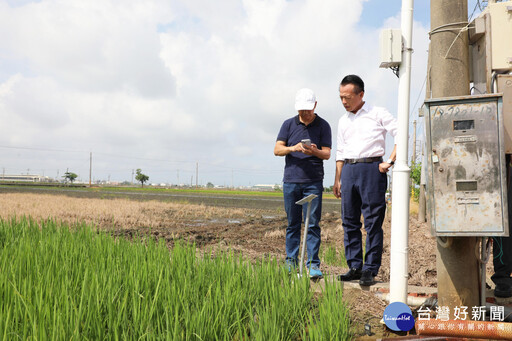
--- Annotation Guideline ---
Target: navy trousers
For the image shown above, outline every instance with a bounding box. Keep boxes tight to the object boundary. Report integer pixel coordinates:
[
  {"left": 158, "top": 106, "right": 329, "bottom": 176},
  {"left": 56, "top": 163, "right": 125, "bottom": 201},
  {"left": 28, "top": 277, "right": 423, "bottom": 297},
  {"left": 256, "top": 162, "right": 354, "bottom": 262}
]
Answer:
[
  {"left": 341, "top": 161, "right": 387, "bottom": 275},
  {"left": 283, "top": 181, "right": 323, "bottom": 269}
]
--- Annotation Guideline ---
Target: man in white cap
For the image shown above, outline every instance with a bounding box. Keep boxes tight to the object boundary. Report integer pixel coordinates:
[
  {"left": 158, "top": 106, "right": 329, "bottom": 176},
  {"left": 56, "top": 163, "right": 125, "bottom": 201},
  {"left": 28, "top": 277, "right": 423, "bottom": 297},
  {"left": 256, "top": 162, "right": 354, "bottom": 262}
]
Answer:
[{"left": 274, "top": 88, "right": 332, "bottom": 279}]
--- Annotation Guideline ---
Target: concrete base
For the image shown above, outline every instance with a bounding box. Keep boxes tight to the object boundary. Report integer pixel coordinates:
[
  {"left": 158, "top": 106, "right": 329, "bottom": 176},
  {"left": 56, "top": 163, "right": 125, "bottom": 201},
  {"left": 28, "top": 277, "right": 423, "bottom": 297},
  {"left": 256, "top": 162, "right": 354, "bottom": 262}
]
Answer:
[{"left": 310, "top": 276, "right": 512, "bottom": 308}]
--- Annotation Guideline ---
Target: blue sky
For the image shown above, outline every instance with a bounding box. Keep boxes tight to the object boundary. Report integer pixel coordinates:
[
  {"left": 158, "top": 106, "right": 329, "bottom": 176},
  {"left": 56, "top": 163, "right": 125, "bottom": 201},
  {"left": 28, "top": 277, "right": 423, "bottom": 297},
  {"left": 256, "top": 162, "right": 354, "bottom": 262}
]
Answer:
[
  {"left": 362, "top": 0, "right": 482, "bottom": 28},
  {"left": 0, "top": 0, "right": 484, "bottom": 186},
  {"left": 362, "top": 0, "right": 430, "bottom": 27}
]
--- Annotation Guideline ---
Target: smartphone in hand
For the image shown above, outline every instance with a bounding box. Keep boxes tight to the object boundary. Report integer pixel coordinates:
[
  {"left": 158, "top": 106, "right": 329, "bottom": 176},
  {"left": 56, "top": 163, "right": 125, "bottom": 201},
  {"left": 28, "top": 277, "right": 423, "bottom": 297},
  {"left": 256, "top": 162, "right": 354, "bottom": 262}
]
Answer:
[{"left": 301, "top": 139, "right": 311, "bottom": 146}]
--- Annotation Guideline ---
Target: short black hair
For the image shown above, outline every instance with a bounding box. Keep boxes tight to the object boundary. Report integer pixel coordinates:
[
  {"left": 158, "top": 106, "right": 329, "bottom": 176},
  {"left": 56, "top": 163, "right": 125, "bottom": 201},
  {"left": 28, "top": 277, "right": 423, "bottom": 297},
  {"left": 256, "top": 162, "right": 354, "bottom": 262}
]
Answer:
[{"left": 340, "top": 75, "right": 364, "bottom": 94}]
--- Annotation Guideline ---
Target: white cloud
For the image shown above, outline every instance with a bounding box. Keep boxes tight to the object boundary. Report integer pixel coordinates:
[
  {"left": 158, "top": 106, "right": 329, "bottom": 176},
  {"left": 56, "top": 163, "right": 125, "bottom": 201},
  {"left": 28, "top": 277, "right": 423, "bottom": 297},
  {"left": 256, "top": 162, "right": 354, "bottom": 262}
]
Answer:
[
  {"left": 0, "top": 0, "right": 176, "bottom": 97},
  {"left": 0, "top": 0, "right": 431, "bottom": 185}
]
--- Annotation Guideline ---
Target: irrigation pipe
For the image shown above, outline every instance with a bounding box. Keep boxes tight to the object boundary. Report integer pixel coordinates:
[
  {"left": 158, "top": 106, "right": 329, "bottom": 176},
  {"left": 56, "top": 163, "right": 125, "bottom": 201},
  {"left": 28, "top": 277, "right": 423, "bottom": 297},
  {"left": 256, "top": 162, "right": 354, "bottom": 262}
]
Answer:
[
  {"left": 437, "top": 236, "right": 453, "bottom": 248},
  {"left": 416, "top": 319, "right": 512, "bottom": 339},
  {"left": 375, "top": 291, "right": 431, "bottom": 307}
]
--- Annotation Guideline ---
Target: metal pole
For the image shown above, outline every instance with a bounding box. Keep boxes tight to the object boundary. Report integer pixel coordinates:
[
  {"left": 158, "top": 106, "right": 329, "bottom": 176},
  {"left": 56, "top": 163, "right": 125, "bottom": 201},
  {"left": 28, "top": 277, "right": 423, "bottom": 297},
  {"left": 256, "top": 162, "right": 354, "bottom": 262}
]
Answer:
[
  {"left": 299, "top": 202, "right": 312, "bottom": 277},
  {"left": 389, "top": 0, "right": 414, "bottom": 304},
  {"left": 411, "top": 120, "right": 417, "bottom": 191},
  {"left": 295, "top": 194, "right": 318, "bottom": 277}
]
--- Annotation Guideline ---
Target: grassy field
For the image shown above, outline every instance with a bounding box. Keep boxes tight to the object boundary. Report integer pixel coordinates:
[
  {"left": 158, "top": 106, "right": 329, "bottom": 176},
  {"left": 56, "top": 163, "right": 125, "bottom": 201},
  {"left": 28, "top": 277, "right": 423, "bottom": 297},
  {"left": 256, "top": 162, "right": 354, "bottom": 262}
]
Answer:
[
  {"left": 0, "top": 218, "right": 352, "bottom": 340},
  {"left": 0, "top": 184, "right": 287, "bottom": 197},
  {"left": 0, "top": 184, "right": 341, "bottom": 201},
  {"left": 97, "top": 186, "right": 287, "bottom": 197},
  {"left": 0, "top": 185, "right": 341, "bottom": 214},
  {"left": 0, "top": 192, "right": 347, "bottom": 268}
]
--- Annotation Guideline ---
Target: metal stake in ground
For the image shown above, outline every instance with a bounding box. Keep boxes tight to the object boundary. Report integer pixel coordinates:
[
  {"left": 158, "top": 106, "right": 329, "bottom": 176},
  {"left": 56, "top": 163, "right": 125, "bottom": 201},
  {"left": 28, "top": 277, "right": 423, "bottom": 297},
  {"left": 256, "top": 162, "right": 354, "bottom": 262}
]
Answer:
[{"left": 295, "top": 194, "right": 318, "bottom": 277}]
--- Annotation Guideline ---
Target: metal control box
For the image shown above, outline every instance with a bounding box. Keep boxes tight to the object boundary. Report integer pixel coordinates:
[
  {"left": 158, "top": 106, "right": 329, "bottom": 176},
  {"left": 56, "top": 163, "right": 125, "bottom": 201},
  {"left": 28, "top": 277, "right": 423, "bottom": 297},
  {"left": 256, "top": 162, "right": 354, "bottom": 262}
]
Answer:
[
  {"left": 424, "top": 94, "right": 508, "bottom": 236},
  {"left": 488, "top": 1, "right": 512, "bottom": 71},
  {"left": 469, "top": 1, "right": 512, "bottom": 93},
  {"left": 379, "top": 29, "right": 402, "bottom": 68}
]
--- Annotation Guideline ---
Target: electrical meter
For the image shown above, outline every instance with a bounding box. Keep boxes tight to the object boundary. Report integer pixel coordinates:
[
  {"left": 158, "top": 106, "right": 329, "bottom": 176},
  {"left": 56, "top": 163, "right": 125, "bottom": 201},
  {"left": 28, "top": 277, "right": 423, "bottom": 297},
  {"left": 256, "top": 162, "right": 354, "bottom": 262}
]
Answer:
[{"left": 424, "top": 94, "right": 508, "bottom": 236}]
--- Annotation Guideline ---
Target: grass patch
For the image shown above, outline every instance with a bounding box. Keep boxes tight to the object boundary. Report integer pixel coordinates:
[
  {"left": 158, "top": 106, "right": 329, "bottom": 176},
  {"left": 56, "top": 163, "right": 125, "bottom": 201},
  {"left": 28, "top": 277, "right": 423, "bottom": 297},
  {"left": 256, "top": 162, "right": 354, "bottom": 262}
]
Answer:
[
  {"left": 0, "top": 218, "right": 352, "bottom": 339},
  {"left": 97, "top": 186, "right": 285, "bottom": 197},
  {"left": 409, "top": 197, "right": 419, "bottom": 216},
  {"left": 320, "top": 244, "right": 348, "bottom": 268}
]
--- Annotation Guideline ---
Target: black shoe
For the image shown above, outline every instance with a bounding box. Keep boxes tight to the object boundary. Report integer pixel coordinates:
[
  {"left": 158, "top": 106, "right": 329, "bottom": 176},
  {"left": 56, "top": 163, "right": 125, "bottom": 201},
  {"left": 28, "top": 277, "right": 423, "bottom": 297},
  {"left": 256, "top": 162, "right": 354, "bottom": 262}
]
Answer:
[
  {"left": 337, "top": 268, "right": 362, "bottom": 281},
  {"left": 359, "top": 270, "right": 375, "bottom": 286},
  {"left": 495, "top": 283, "right": 512, "bottom": 298}
]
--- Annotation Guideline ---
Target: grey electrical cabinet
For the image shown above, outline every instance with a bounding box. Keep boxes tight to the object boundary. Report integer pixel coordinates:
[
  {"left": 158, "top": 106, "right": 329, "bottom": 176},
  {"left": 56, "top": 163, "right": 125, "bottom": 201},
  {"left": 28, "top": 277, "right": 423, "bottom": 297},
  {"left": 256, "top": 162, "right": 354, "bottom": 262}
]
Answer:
[{"left": 424, "top": 94, "right": 508, "bottom": 236}]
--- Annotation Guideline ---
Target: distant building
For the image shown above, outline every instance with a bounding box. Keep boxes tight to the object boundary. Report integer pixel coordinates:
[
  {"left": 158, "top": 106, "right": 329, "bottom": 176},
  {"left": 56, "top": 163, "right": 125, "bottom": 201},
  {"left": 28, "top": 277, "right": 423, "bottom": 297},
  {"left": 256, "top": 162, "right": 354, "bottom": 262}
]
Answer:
[
  {"left": 253, "top": 184, "right": 281, "bottom": 191},
  {"left": 0, "top": 174, "right": 51, "bottom": 182}
]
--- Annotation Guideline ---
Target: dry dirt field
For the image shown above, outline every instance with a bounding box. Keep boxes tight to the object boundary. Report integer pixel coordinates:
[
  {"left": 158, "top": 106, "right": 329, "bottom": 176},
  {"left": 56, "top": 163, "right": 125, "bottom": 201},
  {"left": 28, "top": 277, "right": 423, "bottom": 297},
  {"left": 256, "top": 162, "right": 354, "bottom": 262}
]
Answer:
[
  {"left": 0, "top": 191, "right": 438, "bottom": 286},
  {"left": 0, "top": 190, "right": 490, "bottom": 338}
]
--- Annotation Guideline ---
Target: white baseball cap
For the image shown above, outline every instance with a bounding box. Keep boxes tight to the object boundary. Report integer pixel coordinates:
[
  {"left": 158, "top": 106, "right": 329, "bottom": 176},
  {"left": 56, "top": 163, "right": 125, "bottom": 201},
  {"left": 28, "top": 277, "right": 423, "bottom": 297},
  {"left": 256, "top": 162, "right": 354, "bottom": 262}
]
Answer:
[{"left": 294, "top": 88, "right": 316, "bottom": 111}]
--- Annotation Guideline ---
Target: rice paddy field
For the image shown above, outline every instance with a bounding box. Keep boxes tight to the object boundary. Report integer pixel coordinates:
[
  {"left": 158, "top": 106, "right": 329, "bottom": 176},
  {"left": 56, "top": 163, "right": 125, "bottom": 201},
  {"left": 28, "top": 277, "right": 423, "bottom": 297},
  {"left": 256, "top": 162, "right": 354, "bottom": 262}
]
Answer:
[
  {"left": 0, "top": 189, "right": 356, "bottom": 340},
  {"left": 0, "top": 186, "right": 440, "bottom": 339},
  {"left": 0, "top": 218, "right": 350, "bottom": 340}
]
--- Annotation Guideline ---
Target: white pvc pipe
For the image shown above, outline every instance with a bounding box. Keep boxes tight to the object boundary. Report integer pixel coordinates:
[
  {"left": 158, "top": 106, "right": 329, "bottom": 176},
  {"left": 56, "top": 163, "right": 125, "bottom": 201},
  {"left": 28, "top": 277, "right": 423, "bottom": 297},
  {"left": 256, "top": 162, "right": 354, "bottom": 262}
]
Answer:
[{"left": 389, "top": 0, "right": 414, "bottom": 304}]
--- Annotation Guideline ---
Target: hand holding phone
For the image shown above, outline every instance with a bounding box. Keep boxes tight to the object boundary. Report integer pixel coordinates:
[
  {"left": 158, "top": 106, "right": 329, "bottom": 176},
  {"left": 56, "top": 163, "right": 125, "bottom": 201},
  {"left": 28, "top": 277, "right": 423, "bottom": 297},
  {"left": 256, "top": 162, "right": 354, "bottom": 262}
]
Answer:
[{"left": 301, "top": 139, "right": 311, "bottom": 147}]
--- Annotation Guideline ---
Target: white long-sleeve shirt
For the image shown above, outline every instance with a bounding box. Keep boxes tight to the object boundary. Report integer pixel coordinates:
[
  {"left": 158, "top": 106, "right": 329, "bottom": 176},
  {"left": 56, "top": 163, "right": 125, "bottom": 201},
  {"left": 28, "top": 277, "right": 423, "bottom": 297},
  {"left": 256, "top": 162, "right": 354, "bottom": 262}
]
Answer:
[{"left": 335, "top": 102, "right": 397, "bottom": 161}]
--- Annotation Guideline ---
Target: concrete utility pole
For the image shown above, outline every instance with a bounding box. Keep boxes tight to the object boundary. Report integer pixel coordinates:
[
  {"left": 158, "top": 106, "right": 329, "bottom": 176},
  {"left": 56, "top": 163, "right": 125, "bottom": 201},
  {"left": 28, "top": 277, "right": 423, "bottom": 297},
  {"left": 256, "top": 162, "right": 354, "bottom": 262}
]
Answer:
[{"left": 430, "top": 0, "right": 480, "bottom": 316}]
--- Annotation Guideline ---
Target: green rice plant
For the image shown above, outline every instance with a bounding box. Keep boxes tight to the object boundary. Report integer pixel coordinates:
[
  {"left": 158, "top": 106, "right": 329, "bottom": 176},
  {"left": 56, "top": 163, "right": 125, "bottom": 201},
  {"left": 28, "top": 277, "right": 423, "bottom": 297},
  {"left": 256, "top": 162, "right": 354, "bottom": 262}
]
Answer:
[
  {"left": 305, "top": 278, "right": 352, "bottom": 340},
  {"left": 0, "top": 217, "right": 350, "bottom": 340},
  {"left": 321, "top": 243, "right": 348, "bottom": 267}
]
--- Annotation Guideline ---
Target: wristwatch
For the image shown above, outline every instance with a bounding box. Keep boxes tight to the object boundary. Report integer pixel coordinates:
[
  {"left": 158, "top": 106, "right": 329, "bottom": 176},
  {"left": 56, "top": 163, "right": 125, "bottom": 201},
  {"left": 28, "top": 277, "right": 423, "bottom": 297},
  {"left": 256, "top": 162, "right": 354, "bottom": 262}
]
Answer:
[{"left": 386, "top": 158, "right": 395, "bottom": 165}]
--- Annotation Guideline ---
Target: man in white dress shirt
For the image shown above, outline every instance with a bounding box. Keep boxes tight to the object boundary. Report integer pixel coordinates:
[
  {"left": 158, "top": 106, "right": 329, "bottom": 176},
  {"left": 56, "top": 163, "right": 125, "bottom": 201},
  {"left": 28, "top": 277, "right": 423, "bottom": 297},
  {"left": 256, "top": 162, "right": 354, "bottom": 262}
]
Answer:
[{"left": 333, "top": 74, "right": 397, "bottom": 286}]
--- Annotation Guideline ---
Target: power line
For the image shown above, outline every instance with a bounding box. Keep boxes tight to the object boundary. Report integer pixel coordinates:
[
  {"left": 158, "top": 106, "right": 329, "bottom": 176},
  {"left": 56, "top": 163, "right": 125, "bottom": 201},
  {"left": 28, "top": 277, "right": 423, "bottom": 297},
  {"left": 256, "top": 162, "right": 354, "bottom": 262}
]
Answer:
[
  {"left": 409, "top": 75, "right": 427, "bottom": 122},
  {"left": 0, "top": 144, "right": 284, "bottom": 177},
  {"left": 0, "top": 145, "right": 89, "bottom": 153}
]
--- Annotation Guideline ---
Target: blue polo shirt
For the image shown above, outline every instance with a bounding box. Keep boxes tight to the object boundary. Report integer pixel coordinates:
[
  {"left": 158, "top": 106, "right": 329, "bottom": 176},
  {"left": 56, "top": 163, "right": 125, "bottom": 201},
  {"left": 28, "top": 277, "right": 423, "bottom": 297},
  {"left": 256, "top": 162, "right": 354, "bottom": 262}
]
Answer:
[{"left": 277, "top": 114, "right": 332, "bottom": 183}]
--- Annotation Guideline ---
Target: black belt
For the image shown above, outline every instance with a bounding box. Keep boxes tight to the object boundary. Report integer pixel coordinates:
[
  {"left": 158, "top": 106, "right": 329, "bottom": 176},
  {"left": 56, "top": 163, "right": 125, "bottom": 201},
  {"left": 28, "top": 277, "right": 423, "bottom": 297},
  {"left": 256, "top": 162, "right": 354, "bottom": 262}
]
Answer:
[{"left": 344, "top": 156, "right": 383, "bottom": 164}]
